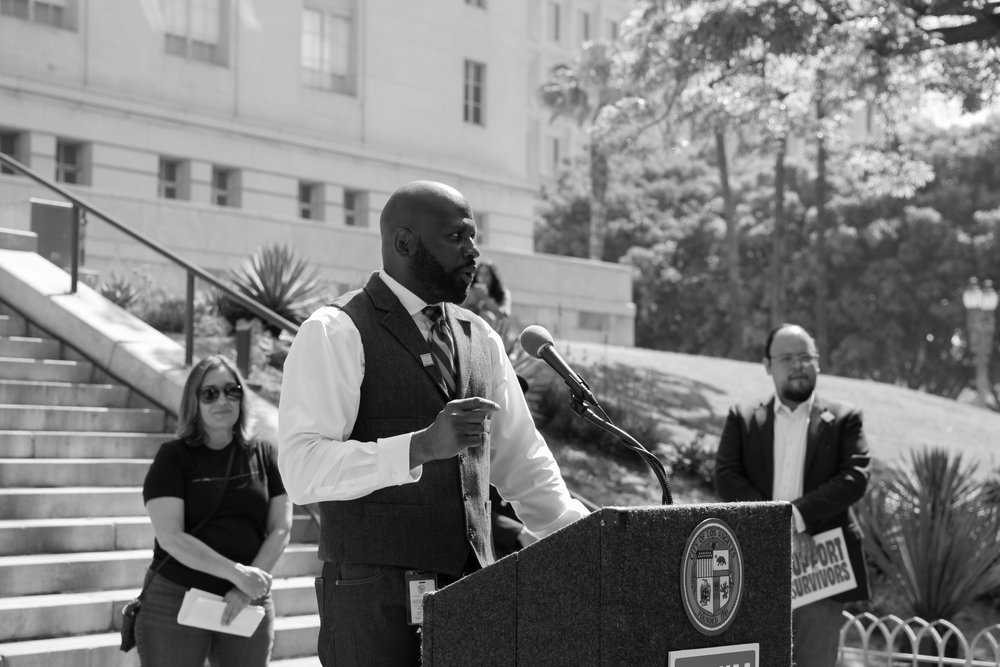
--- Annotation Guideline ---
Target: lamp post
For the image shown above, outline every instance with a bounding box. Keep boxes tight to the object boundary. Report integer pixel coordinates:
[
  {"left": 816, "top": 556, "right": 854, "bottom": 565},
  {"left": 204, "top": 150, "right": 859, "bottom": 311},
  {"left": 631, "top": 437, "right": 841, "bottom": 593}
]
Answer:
[{"left": 963, "top": 278, "right": 998, "bottom": 408}]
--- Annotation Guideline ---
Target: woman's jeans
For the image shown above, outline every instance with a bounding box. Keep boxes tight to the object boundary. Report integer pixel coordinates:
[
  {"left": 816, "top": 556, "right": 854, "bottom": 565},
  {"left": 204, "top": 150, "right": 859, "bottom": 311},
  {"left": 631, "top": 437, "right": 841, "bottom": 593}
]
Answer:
[{"left": 135, "top": 571, "right": 274, "bottom": 667}]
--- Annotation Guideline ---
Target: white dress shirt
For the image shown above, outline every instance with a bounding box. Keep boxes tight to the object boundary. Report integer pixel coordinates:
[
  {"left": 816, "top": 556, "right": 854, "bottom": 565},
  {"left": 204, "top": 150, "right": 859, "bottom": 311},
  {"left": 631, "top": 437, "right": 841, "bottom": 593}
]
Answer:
[
  {"left": 277, "top": 270, "right": 588, "bottom": 538},
  {"left": 772, "top": 392, "right": 814, "bottom": 533}
]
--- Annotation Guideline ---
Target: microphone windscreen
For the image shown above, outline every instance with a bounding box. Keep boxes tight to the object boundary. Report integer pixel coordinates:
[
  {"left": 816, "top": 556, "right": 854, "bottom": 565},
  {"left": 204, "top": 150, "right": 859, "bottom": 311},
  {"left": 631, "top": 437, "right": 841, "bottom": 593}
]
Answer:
[{"left": 519, "top": 325, "right": 554, "bottom": 359}]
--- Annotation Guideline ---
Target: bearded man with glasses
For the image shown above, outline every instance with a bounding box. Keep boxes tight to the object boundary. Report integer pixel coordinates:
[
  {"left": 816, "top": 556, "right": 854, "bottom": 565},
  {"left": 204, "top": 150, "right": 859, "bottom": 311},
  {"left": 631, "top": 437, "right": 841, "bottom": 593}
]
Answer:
[{"left": 714, "top": 323, "right": 872, "bottom": 667}]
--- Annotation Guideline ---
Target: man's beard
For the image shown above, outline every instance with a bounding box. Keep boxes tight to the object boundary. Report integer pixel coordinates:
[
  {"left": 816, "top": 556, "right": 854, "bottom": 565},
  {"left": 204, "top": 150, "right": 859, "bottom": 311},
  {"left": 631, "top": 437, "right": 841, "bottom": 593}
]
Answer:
[
  {"left": 412, "top": 239, "right": 471, "bottom": 304},
  {"left": 781, "top": 378, "right": 815, "bottom": 404}
]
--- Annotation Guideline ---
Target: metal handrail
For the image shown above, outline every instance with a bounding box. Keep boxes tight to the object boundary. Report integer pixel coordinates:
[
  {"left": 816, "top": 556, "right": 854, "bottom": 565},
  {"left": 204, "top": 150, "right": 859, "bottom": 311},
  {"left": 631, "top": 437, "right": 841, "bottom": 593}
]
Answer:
[{"left": 0, "top": 151, "right": 298, "bottom": 365}]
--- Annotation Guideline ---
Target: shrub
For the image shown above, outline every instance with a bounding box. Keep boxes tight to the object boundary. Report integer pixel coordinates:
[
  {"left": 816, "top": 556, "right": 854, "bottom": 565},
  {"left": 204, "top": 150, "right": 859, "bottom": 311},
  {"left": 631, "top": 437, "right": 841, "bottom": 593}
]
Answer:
[
  {"left": 660, "top": 433, "right": 717, "bottom": 489},
  {"left": 219, "top": 243, "right": 324, "bottom": 337},
  {"left": 99, "top": 268, "right": 152, "bottom": 310},
  {"left": 534, "top": 360, "right": 662, "bottom": 468},
  {"left": 857, "top": 447, "right": 1000, "bottom": 622}
]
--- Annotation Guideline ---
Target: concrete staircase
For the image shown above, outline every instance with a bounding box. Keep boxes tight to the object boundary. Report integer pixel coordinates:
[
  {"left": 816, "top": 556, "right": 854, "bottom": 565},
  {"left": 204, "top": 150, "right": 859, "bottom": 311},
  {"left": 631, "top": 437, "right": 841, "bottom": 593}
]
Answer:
[{"left": 0, "top": 304, "right": 322, "bottom": 666}]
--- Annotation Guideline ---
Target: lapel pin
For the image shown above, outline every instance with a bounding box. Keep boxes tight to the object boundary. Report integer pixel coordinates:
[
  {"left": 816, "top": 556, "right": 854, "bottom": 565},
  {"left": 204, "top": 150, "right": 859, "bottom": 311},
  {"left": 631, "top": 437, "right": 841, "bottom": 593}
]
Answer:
[
  {"left": 420, "top": 353, "right": 434, "bottom": 367},
  {"left": 820, "top": 411, "right": 834, "bottom": 423}
]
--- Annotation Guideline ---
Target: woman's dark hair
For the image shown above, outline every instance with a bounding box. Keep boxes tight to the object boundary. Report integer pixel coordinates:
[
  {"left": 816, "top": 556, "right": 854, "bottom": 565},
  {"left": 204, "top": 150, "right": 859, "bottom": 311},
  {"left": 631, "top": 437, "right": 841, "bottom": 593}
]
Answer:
[
  {"left": 476, "top": 261, "right": 506, "bottom": 307},
  {"left": 176, "top": 354, "right": 253, "bottom": 447}
]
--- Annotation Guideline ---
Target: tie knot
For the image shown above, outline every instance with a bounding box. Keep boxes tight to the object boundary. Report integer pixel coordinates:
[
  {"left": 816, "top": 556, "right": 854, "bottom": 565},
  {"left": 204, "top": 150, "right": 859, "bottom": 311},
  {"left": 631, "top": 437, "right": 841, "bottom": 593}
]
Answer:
[{"left": 422, "top": 305, "right": 444, "bottom": 324}]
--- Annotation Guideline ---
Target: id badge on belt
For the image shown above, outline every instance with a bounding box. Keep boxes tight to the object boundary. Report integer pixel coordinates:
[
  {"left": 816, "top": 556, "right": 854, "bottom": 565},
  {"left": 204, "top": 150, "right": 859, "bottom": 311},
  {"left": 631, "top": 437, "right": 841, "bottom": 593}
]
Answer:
[{"left": 405, "top": 570, "right": 437, "bottom": 625}]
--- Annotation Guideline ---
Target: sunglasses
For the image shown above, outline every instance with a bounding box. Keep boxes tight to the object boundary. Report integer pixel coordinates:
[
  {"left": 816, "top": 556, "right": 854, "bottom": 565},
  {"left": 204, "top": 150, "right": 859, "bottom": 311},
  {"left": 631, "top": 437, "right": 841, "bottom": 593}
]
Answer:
[{"left": 197, "top": 383, "right": 244, "bottom": 404}]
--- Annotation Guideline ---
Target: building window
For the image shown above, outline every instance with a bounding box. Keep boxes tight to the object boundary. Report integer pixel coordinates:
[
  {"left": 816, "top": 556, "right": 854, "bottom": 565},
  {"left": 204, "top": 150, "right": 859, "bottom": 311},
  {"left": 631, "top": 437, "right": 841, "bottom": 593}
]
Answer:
[
  {"left": 55, "top": 139, "right": 87, "bottom": 185},
  {"left": 606, "top": 18, "right": 618, "bottom": 41},
  {"left": 158, "top": 157, "right": 189, "bottom": 200},
  {"left": 343, "top": 188, "right": 368, "bottom": 227},
  {"left": 299, "top": 181, "right": 323, "bottom": 220},
  {"left": 0, "top": 0, "right": 76, "bottom": 30},
  {"left": 162, "top": 0, "right": 228, "bottom": 65},
  {"left": 549, "top": 2, "right": 561, "bottom": 42},
  {"left": 463, "top": 60, "right": 485, "bottom": 126},
  {"left": 578, "top": 10, "right": 590, "bottom": 42},
  {"left": 0, "top": 129, "right": 25, "bottom": 175},
  {"left": 464, "top": 0, "right": 485, "bottom": 7},
  {"left": 301, "top": 4, "right": 356, "bottom": 95},
  {"left": 211, "top": 166, "right": 238, "bottom": 207}
]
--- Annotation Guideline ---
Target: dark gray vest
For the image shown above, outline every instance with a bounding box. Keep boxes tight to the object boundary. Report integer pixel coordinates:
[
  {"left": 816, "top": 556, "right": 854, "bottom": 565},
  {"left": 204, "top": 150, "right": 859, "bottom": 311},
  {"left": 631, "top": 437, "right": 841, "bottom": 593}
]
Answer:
[{"left": 316, "top": 273, "right": 494, "bottom": 577}]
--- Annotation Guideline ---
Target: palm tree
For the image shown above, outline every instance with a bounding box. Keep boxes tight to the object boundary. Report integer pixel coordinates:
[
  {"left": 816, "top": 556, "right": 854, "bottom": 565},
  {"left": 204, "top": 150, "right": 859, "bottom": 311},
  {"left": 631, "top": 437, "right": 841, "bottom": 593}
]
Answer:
[{"left": 540, "top": 41, "right": 627, "bottom": 261}]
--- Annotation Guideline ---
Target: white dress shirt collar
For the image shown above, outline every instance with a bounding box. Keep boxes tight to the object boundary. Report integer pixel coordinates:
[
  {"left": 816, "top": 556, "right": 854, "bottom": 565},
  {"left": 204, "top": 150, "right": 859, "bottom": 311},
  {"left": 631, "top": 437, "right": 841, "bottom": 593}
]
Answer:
[
  {"left": 773, "top": 392, "right": 815, "bottom": 418},
  {"left": 378, "top": 269, "right": 433, "bottom": 317}
]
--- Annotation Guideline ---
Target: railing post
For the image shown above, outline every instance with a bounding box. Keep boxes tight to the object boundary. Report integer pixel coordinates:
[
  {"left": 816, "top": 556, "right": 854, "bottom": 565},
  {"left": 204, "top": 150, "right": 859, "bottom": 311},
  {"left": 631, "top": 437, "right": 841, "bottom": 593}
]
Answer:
[
  {"left": 69, "top": 205, "right": 82, "bottom": 294},
  {"left": 185, "top": 272, "right": 195, "bottom": 366},
  {"left": 235, "top": 324, "right": 251, "bottom": 378}
]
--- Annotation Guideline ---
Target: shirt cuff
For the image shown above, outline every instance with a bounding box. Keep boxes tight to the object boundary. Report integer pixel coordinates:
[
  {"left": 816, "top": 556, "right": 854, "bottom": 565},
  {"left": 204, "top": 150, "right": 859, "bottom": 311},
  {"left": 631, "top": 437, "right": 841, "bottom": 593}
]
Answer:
[
  {"left": 379, "top": 433, "right": 421, "bottom": 485},
  {"left": 790, "top": 505, "right": 807, "bottom": 533}
]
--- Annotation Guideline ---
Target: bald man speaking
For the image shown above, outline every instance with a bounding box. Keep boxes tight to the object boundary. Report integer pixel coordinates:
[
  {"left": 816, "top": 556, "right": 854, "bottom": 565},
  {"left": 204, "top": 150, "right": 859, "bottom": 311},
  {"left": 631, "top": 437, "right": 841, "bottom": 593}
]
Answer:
[{"left": 278, "top": 181, "right": 587, "bottom": 666}]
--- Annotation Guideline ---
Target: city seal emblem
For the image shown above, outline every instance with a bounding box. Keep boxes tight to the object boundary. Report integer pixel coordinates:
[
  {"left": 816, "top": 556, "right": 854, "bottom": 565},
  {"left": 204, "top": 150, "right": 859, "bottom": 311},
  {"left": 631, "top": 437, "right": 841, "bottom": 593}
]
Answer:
[{"left": 680, "top": 518, "right": 743, "bottom": 636}]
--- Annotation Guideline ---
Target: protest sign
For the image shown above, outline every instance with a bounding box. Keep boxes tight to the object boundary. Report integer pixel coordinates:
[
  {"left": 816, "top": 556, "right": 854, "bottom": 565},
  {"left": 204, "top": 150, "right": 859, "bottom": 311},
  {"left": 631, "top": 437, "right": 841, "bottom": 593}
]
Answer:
[{"left": 790, "top": 527, "right": 857, "bottom": 609}]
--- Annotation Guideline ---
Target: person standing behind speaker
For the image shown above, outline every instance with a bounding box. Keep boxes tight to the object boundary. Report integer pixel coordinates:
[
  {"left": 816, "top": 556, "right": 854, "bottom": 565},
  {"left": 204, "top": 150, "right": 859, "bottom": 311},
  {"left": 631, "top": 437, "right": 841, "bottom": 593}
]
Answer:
[
  {"left": 278, "top": 180, "right": 588, "bottom": 666},
  {"left": 714, "top": 324, "right": 871, "bottom": 667},
  {"left": 138, "top": 355, "right": 292, "bottom": 667},
  {"left": 463, "top": 260, "right": 511, "bottom": 331}
]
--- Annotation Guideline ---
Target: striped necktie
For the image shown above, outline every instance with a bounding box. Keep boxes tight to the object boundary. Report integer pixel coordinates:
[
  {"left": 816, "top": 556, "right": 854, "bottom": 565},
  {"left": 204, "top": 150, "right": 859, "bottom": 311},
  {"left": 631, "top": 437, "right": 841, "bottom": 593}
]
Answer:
[{"left": 422, "top": 304, "right": 457, "bottom": 397}]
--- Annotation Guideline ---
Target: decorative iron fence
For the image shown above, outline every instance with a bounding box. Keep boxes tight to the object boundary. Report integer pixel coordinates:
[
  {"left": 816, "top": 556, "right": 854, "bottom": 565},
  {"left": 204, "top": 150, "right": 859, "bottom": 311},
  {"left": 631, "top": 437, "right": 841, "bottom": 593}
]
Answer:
[{"left": 839, "top": 612, "right": 1000, "bottom": 666}]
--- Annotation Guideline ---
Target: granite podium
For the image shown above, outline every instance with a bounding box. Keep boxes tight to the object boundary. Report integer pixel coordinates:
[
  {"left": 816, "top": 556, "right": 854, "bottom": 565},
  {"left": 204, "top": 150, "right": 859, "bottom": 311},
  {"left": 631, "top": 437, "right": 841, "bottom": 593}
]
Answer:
[{"left": 422, "top": 501, "right": 792, "bottom": 666}]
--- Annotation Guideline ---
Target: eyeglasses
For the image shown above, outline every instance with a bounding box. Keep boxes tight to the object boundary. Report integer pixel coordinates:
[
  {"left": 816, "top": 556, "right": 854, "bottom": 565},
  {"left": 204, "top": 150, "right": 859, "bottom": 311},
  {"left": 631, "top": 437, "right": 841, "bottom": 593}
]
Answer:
[
  {"left": 770, "top": 353, "right": 819, "bottom": 366},
  {"left": 198, "top": 383, "right": 244, "bottom": 404}
]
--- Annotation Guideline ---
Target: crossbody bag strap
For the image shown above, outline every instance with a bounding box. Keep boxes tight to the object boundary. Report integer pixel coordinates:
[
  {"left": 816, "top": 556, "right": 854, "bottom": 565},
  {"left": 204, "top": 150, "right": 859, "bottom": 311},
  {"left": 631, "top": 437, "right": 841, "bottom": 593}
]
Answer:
[{"left": 138, "top": 443, "right": 238, "bottom": 600}]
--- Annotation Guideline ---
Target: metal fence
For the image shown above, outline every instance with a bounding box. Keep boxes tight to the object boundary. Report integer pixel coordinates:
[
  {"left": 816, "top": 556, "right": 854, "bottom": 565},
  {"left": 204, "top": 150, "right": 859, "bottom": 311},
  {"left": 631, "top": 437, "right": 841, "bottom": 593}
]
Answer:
[{"left": 839, "top": 612, "right": 1000, "bottom": 666}]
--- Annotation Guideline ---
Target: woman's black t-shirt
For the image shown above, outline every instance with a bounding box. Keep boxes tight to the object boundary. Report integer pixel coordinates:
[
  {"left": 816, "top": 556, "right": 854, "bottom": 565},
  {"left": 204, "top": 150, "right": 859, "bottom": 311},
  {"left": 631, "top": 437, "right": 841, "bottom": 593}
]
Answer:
[{"left": 142, "top": 438, "right": 286, "bottom": 596}]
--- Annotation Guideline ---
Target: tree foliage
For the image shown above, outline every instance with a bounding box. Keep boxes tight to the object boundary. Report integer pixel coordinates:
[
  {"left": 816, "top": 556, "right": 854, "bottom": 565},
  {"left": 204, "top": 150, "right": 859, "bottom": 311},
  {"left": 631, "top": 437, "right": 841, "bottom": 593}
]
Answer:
[{"left": 535, "top": 0, "right": 1000, "bottom": 399}]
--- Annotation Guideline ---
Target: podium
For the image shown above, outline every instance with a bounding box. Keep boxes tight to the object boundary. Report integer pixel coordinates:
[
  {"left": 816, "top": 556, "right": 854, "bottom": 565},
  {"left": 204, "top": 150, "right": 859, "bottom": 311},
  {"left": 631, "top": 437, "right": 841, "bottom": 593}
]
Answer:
[{"left": 422, "top": 502, "right": 791, "bottom": 666}]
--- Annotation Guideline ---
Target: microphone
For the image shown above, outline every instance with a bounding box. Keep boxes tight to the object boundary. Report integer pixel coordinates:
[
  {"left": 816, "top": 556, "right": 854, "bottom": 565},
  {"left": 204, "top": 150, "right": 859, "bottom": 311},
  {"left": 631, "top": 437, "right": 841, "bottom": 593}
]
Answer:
[{"left": 519, "top": 325, "right": 595, "bottom": 403}]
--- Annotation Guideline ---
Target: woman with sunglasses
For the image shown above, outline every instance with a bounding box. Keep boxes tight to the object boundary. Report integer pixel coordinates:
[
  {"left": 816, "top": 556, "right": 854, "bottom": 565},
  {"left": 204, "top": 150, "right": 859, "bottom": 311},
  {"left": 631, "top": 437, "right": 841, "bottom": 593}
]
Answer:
[{"left": 136, "top": 354, "right": 292, "bottom": 666}]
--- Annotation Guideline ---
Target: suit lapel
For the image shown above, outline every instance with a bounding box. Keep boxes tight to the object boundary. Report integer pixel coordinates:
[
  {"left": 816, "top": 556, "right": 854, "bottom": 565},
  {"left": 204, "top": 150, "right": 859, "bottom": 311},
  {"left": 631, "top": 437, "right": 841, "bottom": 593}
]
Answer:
[
  {"left": 804, "top": 397, "right": 827, "bottom": 478},
  {"left": 365, "top": 274, "right": 451, "bottom": 400}
]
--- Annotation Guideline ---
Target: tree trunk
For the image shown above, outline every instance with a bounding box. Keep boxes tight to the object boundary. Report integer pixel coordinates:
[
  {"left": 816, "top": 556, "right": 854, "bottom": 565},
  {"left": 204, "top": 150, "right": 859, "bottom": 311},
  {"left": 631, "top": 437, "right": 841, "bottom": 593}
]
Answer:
[
  {"left": 715, "top": 127, "right": 744, "bottom": 358},
  {"left": 588, "top": 144, "right": 609, "bottom": 261},
  {"left": 814, "top": 86, "right": 830, "bottom": 357},
  {"left": 770, "top": 135, "right": 788, "bottom": 327}
]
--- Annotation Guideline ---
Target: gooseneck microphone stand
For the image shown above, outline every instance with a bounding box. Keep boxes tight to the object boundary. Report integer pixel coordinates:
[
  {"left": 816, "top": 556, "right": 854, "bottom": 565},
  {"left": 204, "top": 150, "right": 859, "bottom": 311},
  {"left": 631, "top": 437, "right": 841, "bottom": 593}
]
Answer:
[{"left": 565, "top": 378, "right": 673, "bottom": 506}]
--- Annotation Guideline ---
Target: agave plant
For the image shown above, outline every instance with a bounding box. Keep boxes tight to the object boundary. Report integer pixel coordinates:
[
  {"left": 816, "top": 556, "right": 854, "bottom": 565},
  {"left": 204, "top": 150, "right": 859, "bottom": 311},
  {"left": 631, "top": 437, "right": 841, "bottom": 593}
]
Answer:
[
  {"left": 222, "top": 243, "right": 324, "bottom": 336},
  {"left": 858, "top": 447, "right": 1000, "bottom": 623}
]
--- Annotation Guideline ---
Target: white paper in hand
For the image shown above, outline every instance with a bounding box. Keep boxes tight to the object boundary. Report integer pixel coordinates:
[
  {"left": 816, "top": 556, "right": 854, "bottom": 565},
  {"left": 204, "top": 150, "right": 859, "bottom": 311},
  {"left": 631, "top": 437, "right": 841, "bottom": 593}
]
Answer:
[{"left": 177, "top": 588, "right": 265, "bottom": 637}]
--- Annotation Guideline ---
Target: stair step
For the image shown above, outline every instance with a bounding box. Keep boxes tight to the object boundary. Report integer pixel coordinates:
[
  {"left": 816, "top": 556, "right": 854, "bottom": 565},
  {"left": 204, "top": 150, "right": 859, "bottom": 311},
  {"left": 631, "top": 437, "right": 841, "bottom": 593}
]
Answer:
[
  {"left": 0, "top": 313, "right": 28, "bottom": 336},
  {"left": 1, "top": 431, "right": 170, "bottom": 458},
  {"left": 0, "top": 614, "right": 319, "bottom": 667},
  {"left": 0, "top": 517, "right": 150, "bottom": 556},
  {"left": 0, "top": 577, "right": 317, "bottom": 642},
  {"left": 0, "top": 336, "right": 61, "bottom": 359},
  {"left": 0, "top": 514, "right": 318, "bottom": 556},
  {"left": 0, "top": 487, "right": 146, "bottom": 519},
  {"left": 0, "top": 404, "right": 165, "bottom": 432},
  {"left": 0, "top": 357, "right": 94, "bottom": 382},
  {"left": 0, "top": 458, "right": 152, "bottom": 487},
  {"left": 0, "top": 379, "right": 130, "bottom": 407},
  {"left": 0, "top": 544, "right": 321, "bottom": 596}
]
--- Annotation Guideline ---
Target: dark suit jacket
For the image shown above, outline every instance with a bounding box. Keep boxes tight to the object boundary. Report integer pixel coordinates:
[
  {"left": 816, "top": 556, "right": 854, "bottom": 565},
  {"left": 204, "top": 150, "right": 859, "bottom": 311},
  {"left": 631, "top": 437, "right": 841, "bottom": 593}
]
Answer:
[{"left": 715, "top": 395, "right": 872, "bottom": 602}]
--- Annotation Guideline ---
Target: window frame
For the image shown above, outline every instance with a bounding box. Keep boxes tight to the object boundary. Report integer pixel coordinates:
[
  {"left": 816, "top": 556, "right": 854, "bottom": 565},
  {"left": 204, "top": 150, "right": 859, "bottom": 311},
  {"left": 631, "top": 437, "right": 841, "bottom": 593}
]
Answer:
[
  {"left": 298, "top": 181, "right": 324, "bottom": 220},
  {"left": 55, "top": 138, "right": 87, "bottom": 185},
  {"left": 463, "top": 59, "right": 485, "bottom": 126},
  {"left": 211, "top": 165, "right": 239, "bottom": 207},
  {"left": 301, "top": 3, "right": 357, "bottom": 95},
  {"left": 0, "top": 0, "right": 76, "bottom": 30},
  {"left": 162, "top": 0, "right": 229, "bottom": 66}
]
